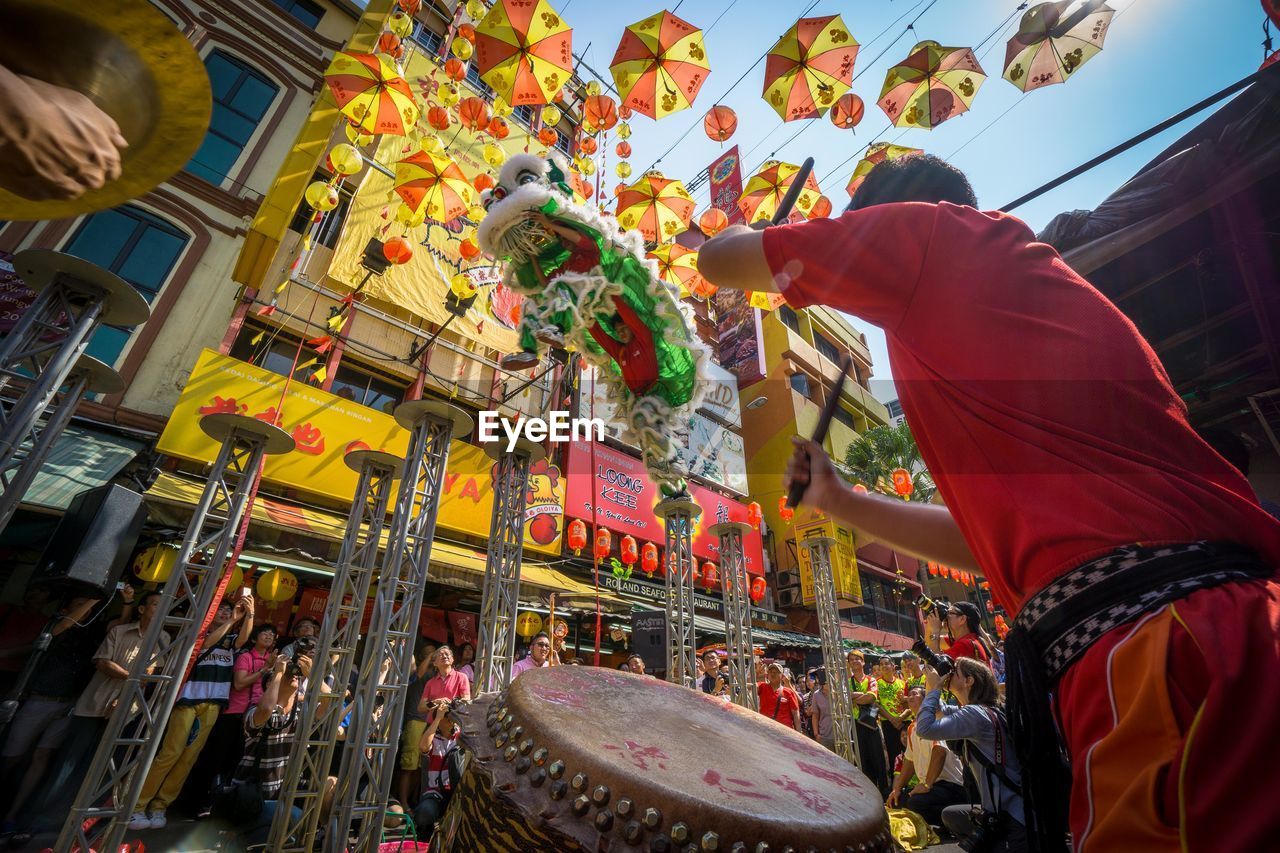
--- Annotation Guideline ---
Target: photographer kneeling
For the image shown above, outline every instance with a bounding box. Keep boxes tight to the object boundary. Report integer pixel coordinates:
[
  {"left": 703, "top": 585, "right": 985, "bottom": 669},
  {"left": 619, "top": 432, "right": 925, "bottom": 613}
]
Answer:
[{"left": 915, "top": 656, "right": 1026, "bottom": 853}]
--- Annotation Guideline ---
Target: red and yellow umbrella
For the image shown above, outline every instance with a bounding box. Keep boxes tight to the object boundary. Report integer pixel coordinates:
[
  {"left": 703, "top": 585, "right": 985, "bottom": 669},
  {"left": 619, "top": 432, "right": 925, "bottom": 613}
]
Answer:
[
  {"left": 748, "top": 291, "right": 787, "bottom": 312},
  {"left": 394, "top": 150, "right": 474, "bottom": 222},
  {"left": 845, "top": 142, "right": 923, "bottom": 198},
  {"left": 1003, "top": 1, "right": 1115, "bottom": 93},
  {"left": 473, "top": 0, "right": 574, "bottom": 106},
  {"left": 647, "top": 242, "right": 708, "bottom": 298},
  {"left": 878, "top": 40, "right": 986, "bottom": 130},
  {"left": 614, "top": 172, "right": 695, "bottom": 243},
  {"left": 762, "top": 15, "right": 859, "bottom": 122},
  {"left": 738, "top": 160, "right": 821, "bottom": 224},
  {"left": 324, "top": 51, "right": 418, "bottom": 136},
  {"left": 610, "top": 10, "right": 711, "bottom": 120}
]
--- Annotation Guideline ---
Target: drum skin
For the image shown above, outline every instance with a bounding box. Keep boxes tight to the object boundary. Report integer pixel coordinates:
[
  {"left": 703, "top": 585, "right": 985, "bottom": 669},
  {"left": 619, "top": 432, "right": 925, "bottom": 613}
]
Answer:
[{"left": 436, "top": 666, "right": 897, "bottom": 852}]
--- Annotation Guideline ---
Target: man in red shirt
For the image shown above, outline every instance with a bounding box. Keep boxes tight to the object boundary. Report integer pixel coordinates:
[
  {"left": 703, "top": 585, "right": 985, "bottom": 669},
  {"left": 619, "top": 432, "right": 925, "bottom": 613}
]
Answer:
[
  {"left": 757, "top": 662, "right": 802, "bottom": 731},
  {"left": 927, "top": 601, "right": 991, "bottom": 664},
  {"left": 587, "top": 296, "right": 660, "bottom": 396},
  {"left": 699, "top": 154, "right": 1280, "bottom": 853}
]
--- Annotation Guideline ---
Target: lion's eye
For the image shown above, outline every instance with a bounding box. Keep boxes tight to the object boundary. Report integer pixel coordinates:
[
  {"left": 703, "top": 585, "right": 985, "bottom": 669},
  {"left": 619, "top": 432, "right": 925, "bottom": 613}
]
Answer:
[{"left": 517, "top": 170, "right": 539, "bottom": 186}]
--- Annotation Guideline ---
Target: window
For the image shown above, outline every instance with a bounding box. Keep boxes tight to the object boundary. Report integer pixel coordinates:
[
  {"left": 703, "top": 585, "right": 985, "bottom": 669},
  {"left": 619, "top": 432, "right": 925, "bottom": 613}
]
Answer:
[
  {"left": 788, "top": 372, "right": 810, "bottom": 397},
  {"left": 833, "top": 406, "right": 856, "bottom": 430},
  {"left": 410, "top": 21, "right": 445, "bottom": 54},
  {"left": 230, "top": 331, "right": 304, "bottom": 376},
  {"left": 329, "top": 364, "right": 406, "bottom": 413},
  {"left": 288, "top": 171, "right": 354, "bottom": 248},
  {"left": 63, "top": 207, "right": 188, "bottom": 366},
  {"left": 847, "top": 575, "right": 916, "bottom": 636},
  {"left": 187, "top": 51, "right": 279, "bottom": 185},
  {"left": 464, "top": 64, "right": 495, "bottom": 99},
  {"left": 778, "top": 304, "right": 801, "bottom": 334},
  {"left": 813, "top": 331, "right": 841, "bottom": 363},
  {"left": 512, "top": 105, "right": 536, "bottom": 128},
  {"left": 271, "top": 0, "right": 323, "bottom": 28},
  {"left": 554, "top": 130, "right": 572, "bottom": 155}
]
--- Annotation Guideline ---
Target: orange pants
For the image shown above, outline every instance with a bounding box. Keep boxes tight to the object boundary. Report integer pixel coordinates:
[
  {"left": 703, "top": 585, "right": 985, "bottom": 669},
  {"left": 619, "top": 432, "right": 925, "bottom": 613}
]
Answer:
[{"left": 1055, "top": 577, "right": 1280, "bottom": 852}]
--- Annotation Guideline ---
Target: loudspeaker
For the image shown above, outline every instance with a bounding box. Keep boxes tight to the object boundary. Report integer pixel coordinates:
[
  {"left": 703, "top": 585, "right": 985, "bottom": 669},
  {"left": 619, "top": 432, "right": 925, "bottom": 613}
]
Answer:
[{"left": 32, "top": 484, "right": 148, "bottom": 597}]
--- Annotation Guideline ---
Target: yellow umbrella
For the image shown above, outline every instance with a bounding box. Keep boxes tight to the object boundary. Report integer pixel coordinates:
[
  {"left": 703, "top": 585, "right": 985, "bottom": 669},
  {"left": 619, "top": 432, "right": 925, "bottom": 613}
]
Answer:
[
  {"left": 878, "top": 40, "right": 986, "bottom": 130},
  {"left": 394, "top": 150, "right": 475, "bottom": 223},
  {"left": 845, "top": 142, "right": 923, "bottom": 198},
  {"left": 614, "top": 172, "right": 695, "bottom": 243},
  {"left": 610, "top": 10, "right": 711, "bottom": 120},
  {"left": 762, "top": 15, "right": 859, "bottom": 122},
  {"left": 748, "top": 291, "right": 787, "bottom": 312},
  {"left": 324, "top": 51, "right": 418, "bottom": 136},
  {"left": 647, "top": 242, "right": 709, "bottom": 298},
  {"left": 738, "top": 160, "right": 821, "bottom": 224},
  {"left": 473, "top": 0, "right": 574, "bottom": 106}
]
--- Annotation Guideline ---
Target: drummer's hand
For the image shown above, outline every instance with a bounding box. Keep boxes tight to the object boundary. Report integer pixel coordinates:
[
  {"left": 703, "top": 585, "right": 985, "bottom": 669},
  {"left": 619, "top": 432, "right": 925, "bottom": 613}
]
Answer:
[
  {"left": 0, "top": 66, "right": 127, "bottom": 201},
  {"left": 784, "top": 438, "right": 843, "bottom": 511}
]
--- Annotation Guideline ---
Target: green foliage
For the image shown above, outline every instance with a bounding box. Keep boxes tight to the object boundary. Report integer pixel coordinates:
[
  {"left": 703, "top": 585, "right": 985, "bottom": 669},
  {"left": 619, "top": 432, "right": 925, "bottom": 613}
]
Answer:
[{"left": 843, "top": 421, "right": 936, "bottom": 503}]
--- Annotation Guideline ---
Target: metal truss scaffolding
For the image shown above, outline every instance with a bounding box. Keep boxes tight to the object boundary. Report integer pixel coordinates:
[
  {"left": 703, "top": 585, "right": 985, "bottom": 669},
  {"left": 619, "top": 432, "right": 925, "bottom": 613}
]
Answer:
[
  {"left": 802, "top": 535, "right": 858, "bottom": 766},
  {"left": 475, "top": 438, "right": 544, "bottom": 694},
  {"left": 55, "top": 413, "right": 294, "bottom": 853},
  {"left": 658, "top": 497, "right": 701, "bottom": 688},
  {"left": 267, "top": 449, "right": 403, "bottom": 852},
  {"left": 326, "top": 401, "right": 471, "bottom": 853},
  {"left": 709, "top": 522, "right": 758, "bottom": 711}
]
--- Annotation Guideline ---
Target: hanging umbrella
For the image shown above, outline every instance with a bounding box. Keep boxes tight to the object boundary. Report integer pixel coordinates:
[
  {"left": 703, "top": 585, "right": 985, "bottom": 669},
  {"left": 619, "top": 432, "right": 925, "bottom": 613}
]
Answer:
[
  {"left": 845, "top": 142, "right": 923, "bottom": 198},
  {"left": 878, "top": 40, "right": 986, "bottom": 130},
  {"left": 1003, "top": 1, "right": 1115, "bottom": 93},
  {"left": 610, "top": 10, "right": 711, "bottom": 120},
  {"left": 614, "top": 172, "right": 695, "bottom": 243},
  {"left": 473, "top": 0, "right": 573, "bottom": 106},
  {"left": 647, "top": 242, "right": 707, "bottom": 298},
  {"left": 738, "top": 160, "right": 821, "bottom": 223},
  {"left": 394, "top": 150, "right": 475, "bottom": 222},
  {"left": 324, "top": 51, "right": 418, "bottom": 136},
  {"left": 748, "top": 291, "right": 787, "bottom": 312},
  {"left": 762, "top": 15, "right": 859, "bottom": 122}
]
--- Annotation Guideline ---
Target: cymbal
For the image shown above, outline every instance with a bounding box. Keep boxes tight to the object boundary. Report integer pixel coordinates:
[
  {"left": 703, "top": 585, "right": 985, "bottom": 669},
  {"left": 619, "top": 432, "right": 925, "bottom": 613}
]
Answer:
[{"left": 0, "top": 0, "right": 212, "bottom": 220}]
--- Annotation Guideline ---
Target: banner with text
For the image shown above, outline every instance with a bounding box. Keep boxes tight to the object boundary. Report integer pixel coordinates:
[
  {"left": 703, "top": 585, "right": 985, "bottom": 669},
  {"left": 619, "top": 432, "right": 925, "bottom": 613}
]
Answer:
[{"left": 794, "top": 517, "right": 863, "bottom": 607}]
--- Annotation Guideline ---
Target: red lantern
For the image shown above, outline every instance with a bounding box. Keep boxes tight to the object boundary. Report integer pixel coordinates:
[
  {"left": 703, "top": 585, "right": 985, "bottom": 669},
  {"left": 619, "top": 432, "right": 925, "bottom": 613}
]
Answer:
[
  {"left": 594, "top": 528, "right": 612, "bottom": 560},
  {"left": 582, "top": 95, "right": 618, "bottom": 133},
  {"left": 749, "top": 576, "right": 766, "bottom": 603},
  {"left": 698, "top": 208, "right": 729, "bottom": 238},
  {"left": 614, "top": 141, "right": 632, "bottom": 159},
  {"left": 383, "top": 236, "right": 414, "bottom": 265},
  {"left": 701, "top": 562, "right": 718, "bottom": 590},
  {"left": 580, "top": 183, "right": 594, "bottom": 200},
  {"left": 809, "top": 195, "right": 833, "bottom": 219},
  {"left": 577, "top": 136, "right": 598, "bottom": 156},
  {"left": 474, "top": 173, "right": 495, "bottom": 192},
  {"left": 950, "top": 568, "right": 961, "bottom": 582},
  {"left": 703, "top": 105, "right": 737, "bottom": 142},
  {"left": 459, "top": 238, "right": 481, "bottom": 260},
  {"left": 613, "top": 182, "right": 627, "bottom": 198},
  {"left": 620, "top": 534, "right": 638, "bottom": 566},
  {"left": 427, "top": 106, "right": 451, "bottom": 131},
  {"left": 641, "top": 542, "right": 658, "bottom": 576},
  {"left": 853, "top": 483, "right": 868, "bottom": 494},
  {"left": 891, "top": 468, "right": 913, "bottom": 497},
  {"left": 488, "top": 116, "right": 510, "bottom": 139},
  {"left": 567, "top": 519, "right": 587, "bottom": 555},
  {"left": 538, "top": 127, "right": 559, "bottom": 147},
  {"left": 457, "top": 97, "right": 490, "bottom": 131},
  {"left": 746, "top": 501, "right": 762, "bottom": 530},
  {"left": 777, "top": 496, "right": 794, "bottom": 524},
  {"left": 457, "top": 23, "right": 476, "bottom": 42},
  {"left": 927, "top": 562, "right": 939, "bottom": 577},
  {"left": 398, "top": 0, "right": 422, "bottom": 13},
  {"left": 830, "top": 93, "right": 865, "bottom": 130},
  {"left": 378, "top": 32, "right": 403, "bottom": 58},
  {"left": 618, "top": 103, "right": 634, "bottom": 120},
  {"left": 994, "top": 614, "right": 1009, "bottom": 640},
  {"left": 444, "top": 58, "right": 467, "bottom": 81}
]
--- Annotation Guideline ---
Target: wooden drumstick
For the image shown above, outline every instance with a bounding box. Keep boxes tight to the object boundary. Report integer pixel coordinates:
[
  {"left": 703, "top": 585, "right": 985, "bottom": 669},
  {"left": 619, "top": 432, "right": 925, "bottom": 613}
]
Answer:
[
  {"left": 770, "top": 157, "right": 815, "bottom": 225},
  {"left": 786, "top": 352, "right": 852, "bottom": 509}
]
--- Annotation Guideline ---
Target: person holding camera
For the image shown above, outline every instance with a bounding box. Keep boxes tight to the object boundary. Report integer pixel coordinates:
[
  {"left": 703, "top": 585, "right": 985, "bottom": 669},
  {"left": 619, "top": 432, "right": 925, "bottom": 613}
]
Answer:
[
  {"left": 414, "top": 697, "right": 464, "bottom": 838},
  {"left": 924, "top": 600, "right": 993, "bottom": 666},
  {"left": 916, "top": 657, "right": 1026, "bottom": 852}
]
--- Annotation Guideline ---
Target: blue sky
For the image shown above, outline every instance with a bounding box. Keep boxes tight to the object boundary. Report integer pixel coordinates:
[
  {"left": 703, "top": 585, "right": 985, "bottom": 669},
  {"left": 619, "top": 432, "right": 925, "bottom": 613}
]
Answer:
[{"left": 550, "top": 0, "right": 1269, "bottom": 395}]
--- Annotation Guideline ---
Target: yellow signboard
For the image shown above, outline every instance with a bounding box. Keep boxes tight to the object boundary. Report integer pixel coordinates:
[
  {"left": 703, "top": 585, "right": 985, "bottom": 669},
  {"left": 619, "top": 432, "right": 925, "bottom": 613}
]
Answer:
[
  {"left": 156, "top": 349, "right": 564, "bottom": 554},
  {"left": 794, "top": 517, "right": 864, "bottom": 607}
]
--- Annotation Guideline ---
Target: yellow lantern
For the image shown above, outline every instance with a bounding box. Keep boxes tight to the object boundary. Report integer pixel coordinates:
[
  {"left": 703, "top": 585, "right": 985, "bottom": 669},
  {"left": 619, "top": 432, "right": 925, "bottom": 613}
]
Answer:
[
  {"left": 616, "top": 161, "right": 632, "bottom": 179},
  {"left": 304, "top": 180, "right": 339, "bottom": 211},
  {"left": 452, "top": 37, "right": 474, "bottom": 61},
  {"left": 328, "top": 143, "right": 363, "bottom": 176},
  {"left": 491, "top": 97, "right": 513, "bottom": 118},
  {"left": 578, "top": 158, "right": 596, "bottom": 177},
  {"left": 420, "top": 133, "right": 444, "bottom": 154},
  {"left": 465, "top": 0, "right": 487, "bottom": 20},
  {"left": 483, "top": 143, "right": 506, "bottom": 167},
  {"left": 133, "top": 544, "right": 180, "bottom": 584},
  {"left": 344, "top": 123, "right": 374, "bottom": 147},
  {"left": 515, "top": 611, "right": 543, "bottom": 639},
  {"left": 388, "top": 11, "right": 413, "bottom": 37},
  {"left": 586, "top": 80, "right": 602, "bottom": 97},
  {"left": 467, "top": 203, "right": 486, "bottom": 221},
  {"left": 225, "top": 563, "right": 244, "bottom": 594},
  {"left": 438, "top": 84, "right": 460, "bottom": 108},
  {"left": 256, "top": 568, "right": 298, "bottom": 603},
  {"left": 616, "top": 121, "right": 632, "bottom": 140},
  {"left": 451, "top": 273, "right": 478, "bottom": 300},
  {"left": 395, "top": 202, "right": 426, "bottom": 228},
  {"left": 540, "top": 105, "right": 562, "bottom": 127}
]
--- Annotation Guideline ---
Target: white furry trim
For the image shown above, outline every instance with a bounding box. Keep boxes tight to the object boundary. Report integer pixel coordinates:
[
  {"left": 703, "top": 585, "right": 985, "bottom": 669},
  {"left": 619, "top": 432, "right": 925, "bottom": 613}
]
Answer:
[{"left": 496, "top": 153, "right": 550, "bottom": 189}]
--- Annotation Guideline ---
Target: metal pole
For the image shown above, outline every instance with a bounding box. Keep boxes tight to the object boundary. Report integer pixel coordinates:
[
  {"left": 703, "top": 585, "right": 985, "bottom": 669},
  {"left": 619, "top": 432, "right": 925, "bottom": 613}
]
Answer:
[
  {"left": 802, "top": 535, "right": 857, "bottom": 765},
  {"left": 475, "top": 438, "right": 544, "bottom": 693},
  {"left": 55, "top": 413, "right": 293, "bottom": 853},
  {"left": 0, "top": 356, "right": 123, "bottom": 534},
  {"left": 658, "top": 496, "right": 700, "bottom": 688},
  {"left": 326, "top": 401, "right": 472, "bottom": 853},
  {"left": 267, "top": 449, "right": 403, "bottom": 852},
  {"left": 709, "top": 522, "right": 757, "bottom": 711}
]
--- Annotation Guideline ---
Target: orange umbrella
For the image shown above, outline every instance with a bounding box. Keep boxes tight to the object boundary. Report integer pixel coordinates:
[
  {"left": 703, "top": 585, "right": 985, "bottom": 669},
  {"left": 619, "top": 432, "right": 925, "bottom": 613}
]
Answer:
[
  {"left": 738, "top": 160, "right": 821, "bottom": 223},
  {"left": 610, "top": 10, "right": 711, "bottom": 119},
  {"left": 647, "top": 243, "right": 708, "bottom": 298},
  {"left": 473, "top": 0, "right": 574, "bottom": 106},
  {"left": 394, "top": 150, "right": 474, "bottom": 222},
  {"left": 845, "top": 142, "right": 922, "bottom": 198},
  {"left": 324, "top": 51, "right": 418, "bottom": 136},
  {"left": 614, "top": 172, "right": 695, "bottom": 243},
  {"left": 762, "top": 16, "right": 859, "bottom": 122}
]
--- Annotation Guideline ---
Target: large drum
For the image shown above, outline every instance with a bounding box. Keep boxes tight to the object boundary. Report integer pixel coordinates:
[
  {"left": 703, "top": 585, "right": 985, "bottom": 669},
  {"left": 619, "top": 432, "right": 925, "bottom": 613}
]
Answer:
[{"left": 436, "top": 666, "right": 896, "bottom": 852}]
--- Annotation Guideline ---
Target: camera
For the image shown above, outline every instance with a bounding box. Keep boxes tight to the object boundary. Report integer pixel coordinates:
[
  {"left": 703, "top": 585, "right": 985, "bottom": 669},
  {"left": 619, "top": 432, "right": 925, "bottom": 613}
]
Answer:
[
  {"left": 911, "top": 637, "right": 954, "bottom": 678},
  {"left": 915, "top": 594, "right": 948, "bottom": 616},
  {"left": 958, "top": 808, "right": 1007, "bottom": 853},
  {"left": 288, "top": 635, "right": 317, "bottom": 678}
]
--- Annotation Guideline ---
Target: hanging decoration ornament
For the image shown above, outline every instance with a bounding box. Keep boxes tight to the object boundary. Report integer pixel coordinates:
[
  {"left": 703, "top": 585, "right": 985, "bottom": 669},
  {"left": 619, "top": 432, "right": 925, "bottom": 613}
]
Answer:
[
  {"left": 439, "top": 83, "right": 461, "bottom": 107},
  {"left": 641, "top": 542, "right": 658, "bottom": 577},
  {"left": 830, "top": 93, "right": 864, "bottom": 129},
  {"left": 541, "top": 104, "right": 563, "bottom": 126},
  {"left": 458, "top": 96, "right": 491, "bottom": 130},
  {"left": 445, "top": 57, "right": 468, "bottom": 81},
  {"left": 616, "top": 121, "right": 632, "bottom": 140},
  {"left": 473, "top": 0, "right": 574, "bottom": 106},
  {"left": 594, "top": 527, "right": 612, "bottom": 560},
  {"left": 582, "top": 94, "right": 619, "bottom": 134},
  {"left": 845, "top": 141, "right": 923, "bottom": 197},
  {"left": 465, "top": 0, "right": 488, "bottom": 20},
  {"left": 328, "top": 143, "right": 364, "bottom": 176},
  {"left": 747, "top": 501, "right": 763, "bottom": 530},
  {"left": 702, "top": 104, "right": 737, "bottom": 142},
  {"left": 891, "top": 467, "right": 914, "bottom": 496},
  {"left": 738, "top": 160, "right": 821, "bottom": 223},
  {"left": 578, "top": 135, "right": 598, "bottom": 156},
  {"left": 383, "top": 236, "right": 415, "bottom": 264},
  {"left": 458, "top": 23, "right": 477, "bottom": 42},
  {"left": 609, "top": 10, "right": 710, "bottom": 119},
  {"left": 615, "top": 141, "right": 632, "bottom": 159},
  {"left": 614, "top": 171, "right": 695, "bottom": 243},
  {"left": 395, "top": 202, "right": 426, "bottom": 229},
  {"left": 398, "top": 0, "right": 422, "bottom": 15},
  {"left": 377, "top": 32, "right": 404, "bottom": 61},
  {"left": 567, "top": 518, "right": 588, "bottom": 554},
  {"left": 488, "top": 115, "right": 511, "bottom": 139},
  {"left": 420, "top": 133, "right": 445, "bottom": 154},
  {"left": 452, "top": 35, "right": 476, "bottom": 61},
  {"left": 305, "top": 180, "right": 340, "bottom": 211},
  {"left": 616, "top": 161, "right": 633, "bottom": 180},
  {"left": 388, "top": 11, "right": 414, "bottom": 38},
  {"left": 620, "top": 535, "right": 638, "bottom": 566},
  {"left": 492, "top": 97, "right": 514, "bottom": 117},
  {"left": 809, "top": 195, "right": 833, "bottom": 219},
  {"left": 879, "top": 40, "right": 986, "bottom": 130},
  {"left": 344, "top": 122, "right": 375, "bottom": 147},
  {"left": 698, "top": 208, "right": 729, "bottom": 237},
  {"left": 427, "top": 105, "right": 452, "bottom": 130},
  {"left": 474, "top": 173, "right": 496, "bottom": 192},
  {"left": 701, "top": 562, "right": 718, "bottom": 590},
  {"left": 777, "top": 496, "right": 794, "bottom": 524},
  {"left": 538, "top": 126, "right": 560, "bottom": 147},
  {"left": 763, "top": 15, "right": 859, "bottom": 121},
  {"left": 394, "top": 149, "right": 474, "bottom": 222},
  {"left": 749, "top": 576, "right": 767, "bottom": 604},
  {"left": 1003, "top": 1, "right": 1115, "bottom": 93},
  {"left": 324, "top": 51, "right": 419, "bottom": 136},
  {"left": 483, "top": 142, "right": 507, "bottom": 167},
  {"left": 257, "top": 568, "right": 299, "bottom": 603},
  {"left": 618, "top": 102, "right": 634, "bottom": 120}
]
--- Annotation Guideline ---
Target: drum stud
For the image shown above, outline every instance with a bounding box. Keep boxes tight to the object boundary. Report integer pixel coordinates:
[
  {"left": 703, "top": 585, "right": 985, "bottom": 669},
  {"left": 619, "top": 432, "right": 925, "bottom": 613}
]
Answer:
[
  {"left": 594, "top": 810, "right": 615, "bottom": 831},
  {"left": 533, "top": 747, "right": 549, "bottom": 764},
  {"left": 513, "top": 725, "right": 525, "bottom": 739},
  {"left": 730, "top": 844, "right": 748, "bottom": 853},
  {"left": 519, "top": 738, "right": 534, "bottom": 754},
  {"left": 591, "top": 785, "right": 610, "bottom": 806},
  {"left": 701, "top": 831, "right": 721, "bottom": 850},
  {"left": 550, "top": 780, "right": 568, "bottom": 800},
  {"left": 650, "top": 837, "right": 671, "bottom": 852},
  {"left": 616, "top": 797, "right": 634, "bottom": 817},
  {"left": 754, "top": 844, "right": 770, "bottom": 853},
  {"left": 530, "top": 767, "right": 547, "bottom": 786},
  {"left": 571, "top": 772, "right": 589, "bottom": 792},
  {"left": 504, "top": 745, "right": 518, "bottom": 762},
  {"left": 670, "top": 822, "right": 690, "bottom": 843},
  {"left": 624, "top": 820, "right": 643, "bottom": 843},
  {"left": 495, "top": 732, "right": 509, "bottom": 747},
  {"left": 516, "top": 756, "right": 532, "bottom": 774},
  {"left": 642, "top": 807, "right": 663, "bottom": 830},
  {"left": 549, "top": 759, "right": 566, "bottom": 779},
  {"left": 502, "top": 713, "right": 515, "bottom": 729},
  {"left": 572, "top": 794, "right": 591, "bottom": 816}
]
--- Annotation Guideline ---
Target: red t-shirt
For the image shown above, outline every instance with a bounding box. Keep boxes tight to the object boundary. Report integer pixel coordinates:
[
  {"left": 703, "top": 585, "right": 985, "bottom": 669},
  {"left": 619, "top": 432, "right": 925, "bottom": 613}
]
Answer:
[
  {"left": 588, "top": 297, "right": 659, "bottom": 395},
  {"left": 943, "top": 632, "right": 989, "bottom": 663},
  {"left": 762, "top": 203, "right": 1280, "bottom": 612},
  {"left": 757, "top": 682, "right": 802, "bottom": 729}
]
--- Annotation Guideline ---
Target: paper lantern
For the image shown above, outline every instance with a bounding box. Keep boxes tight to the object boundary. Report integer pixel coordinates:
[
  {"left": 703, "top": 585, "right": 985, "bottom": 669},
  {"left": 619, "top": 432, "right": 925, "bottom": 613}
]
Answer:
[
  {"left": 641, "top": 542, "right": 658, "bottom": 576},
  {"left": 618, "top": 103, "right": 633, "bottom": 120},
  {"left": 891, "top": 468, "right": 913, "bottom": 496},
  {"left": 444, "top": 57, "right": 467, "bottom": 81},
  {"left": 450, "top": 273, "right": 478, "bottom": 300},
  {"left": 451, "top": 36, "right": 474, "bottom": 61},
  {"left": 703, "top": 105, "right": 737, "bottom": 142},
  {"left": 225, "top": 563, "right": 244, "bottom": 594},
  {"left": 616, "top": 162, "right": 632, "bottom": 179},
  {"left": 594, "top": 527, "right": 612, "bottom": 560},
  {"left": 615, "top": 141, "right": 632, "bottom": 159},
  {"left": 395, "top": 203, "right": 426, "bottom": 228},
  {"left": 491, "top": 97, "right": 513, "bottom": 118},
  {"left": 541, "top": 105, "right": 562, "bottom": 127},
  {"left": 420, "top": 133, "right": 444, "bottom": 154},
  {"left": 328, "top": 143, "right": 363, "bottom": 176},
  {"left": 458, "top": 97, "right": 490, "bottom": 131},
  {"left": 388, "top": 11, "right": 413, "bottom": 37},
  {"left": 698, "top": 208, "right": 728, "bottom": 237},
  {"left": 577, "top": 158, "right": 596, "bottom": 177},
  {"left": 304, "top": 181, "right": 339, "bottom": 211},
  {"left": 613, "top": 182, "right": 627, "bottom": 198},
  {"left": 438, "top": 84, "right": 460, "bottom": 107},
  {"left": 538, "top": 127, "right": 559, "bottom": 147},
  {"left": 457, "top": 23, "right": 476, "bottom": 42},
  {"left": 465, "top": 0, "right": 486, "bottom": 20},
  {"left": 852, "top": 483, "right": 868, "bottom": 494},
  {"left": 749, "top": 576, "right": 767, "bottom": 603},
  {"left": 467, "top": 203, "right": 486, "bottom": 221},
  {"left": 427, "top": 106, "right": 452, "bottom": 131},
  {"left": 809, "top": 195, "right": 833, "bottom": 219},
  {"left": 691, "top": 278, "right": 717, "bottom": 299},
  {"left": 256, "top": 568, "right": 298, "bottom": 603},
  {"left": 487, "top": 116, "right": 510, "bottom": 139},
  {"left": 133, "top": 544, "right": 180, "bottom": 584},
  {"left": 620, "top": 534, "right": 638, "bottom": 566},
  {"left": 616, "top": 121, "right": 632, "bottom": 140},
  {"left": 777, "top": 496, "right": 794, "bottom": 524},
  {"left": 567, "top": 518, "right": 588, "bottom": 555},
  {"left": 459, "top": 238, "right": 481, "bottom": 260},
  {"left": 830, "top": 94, "right": 865, "bottom": 130},
  {"left": 578, "top": 136, "right": 598, "bottom": 155},
  {"left": 383, "top": 236, "right": 414, "bottom": 265},
  {"left": 473, "top": 173, "right": 496, "bottom": 193},
  {"left": 586, "top": 80, "right": 602, "bottom": 96},
  {"left": 746, "top": 501, "right": 763, "bottom": 530},
  {"left": 483, "top": 143, "right": 506, "bottom": 167},
  {"left": 582, "top": 95, "right": 618, "bottom": 133},
  {"left": 398, "top": 0, "right": 422, "bottom": 15},
  {"left": 927, "top": 562, "right": 939, "bottom": 577},
  {"left": 515, "top": 611, "right": 543, "bottom": 638},
  {"left": 701, "top": 562, "right": 718, "bottom": 590},
  {"left": 377, "top": 32, "right": 403, "bottom": 59}
]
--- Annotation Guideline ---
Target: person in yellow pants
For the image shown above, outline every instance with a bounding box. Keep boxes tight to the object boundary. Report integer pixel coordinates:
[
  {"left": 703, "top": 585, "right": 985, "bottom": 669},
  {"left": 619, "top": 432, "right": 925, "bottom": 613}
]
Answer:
[{"left": 129, "top": 595, "right": 254, "bottom": 830}]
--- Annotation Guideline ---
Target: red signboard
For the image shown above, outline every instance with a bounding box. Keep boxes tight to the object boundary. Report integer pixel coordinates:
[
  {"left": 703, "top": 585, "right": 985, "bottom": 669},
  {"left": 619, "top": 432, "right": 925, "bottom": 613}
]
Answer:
[
  {"left": 449, "top": 610, "right": 477, "bottom": 646},
  {"left": 420, "top": 606, "right": 449, "bottom": 642},
  {"left": 707, "top": 145, "right": 746, "bottom": 225},
  {"left": 296, "top": 588, "right": 329, "bottom": 626},
  {"left": 564, "top": 441, "right": 765, "bottom": 575}
]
